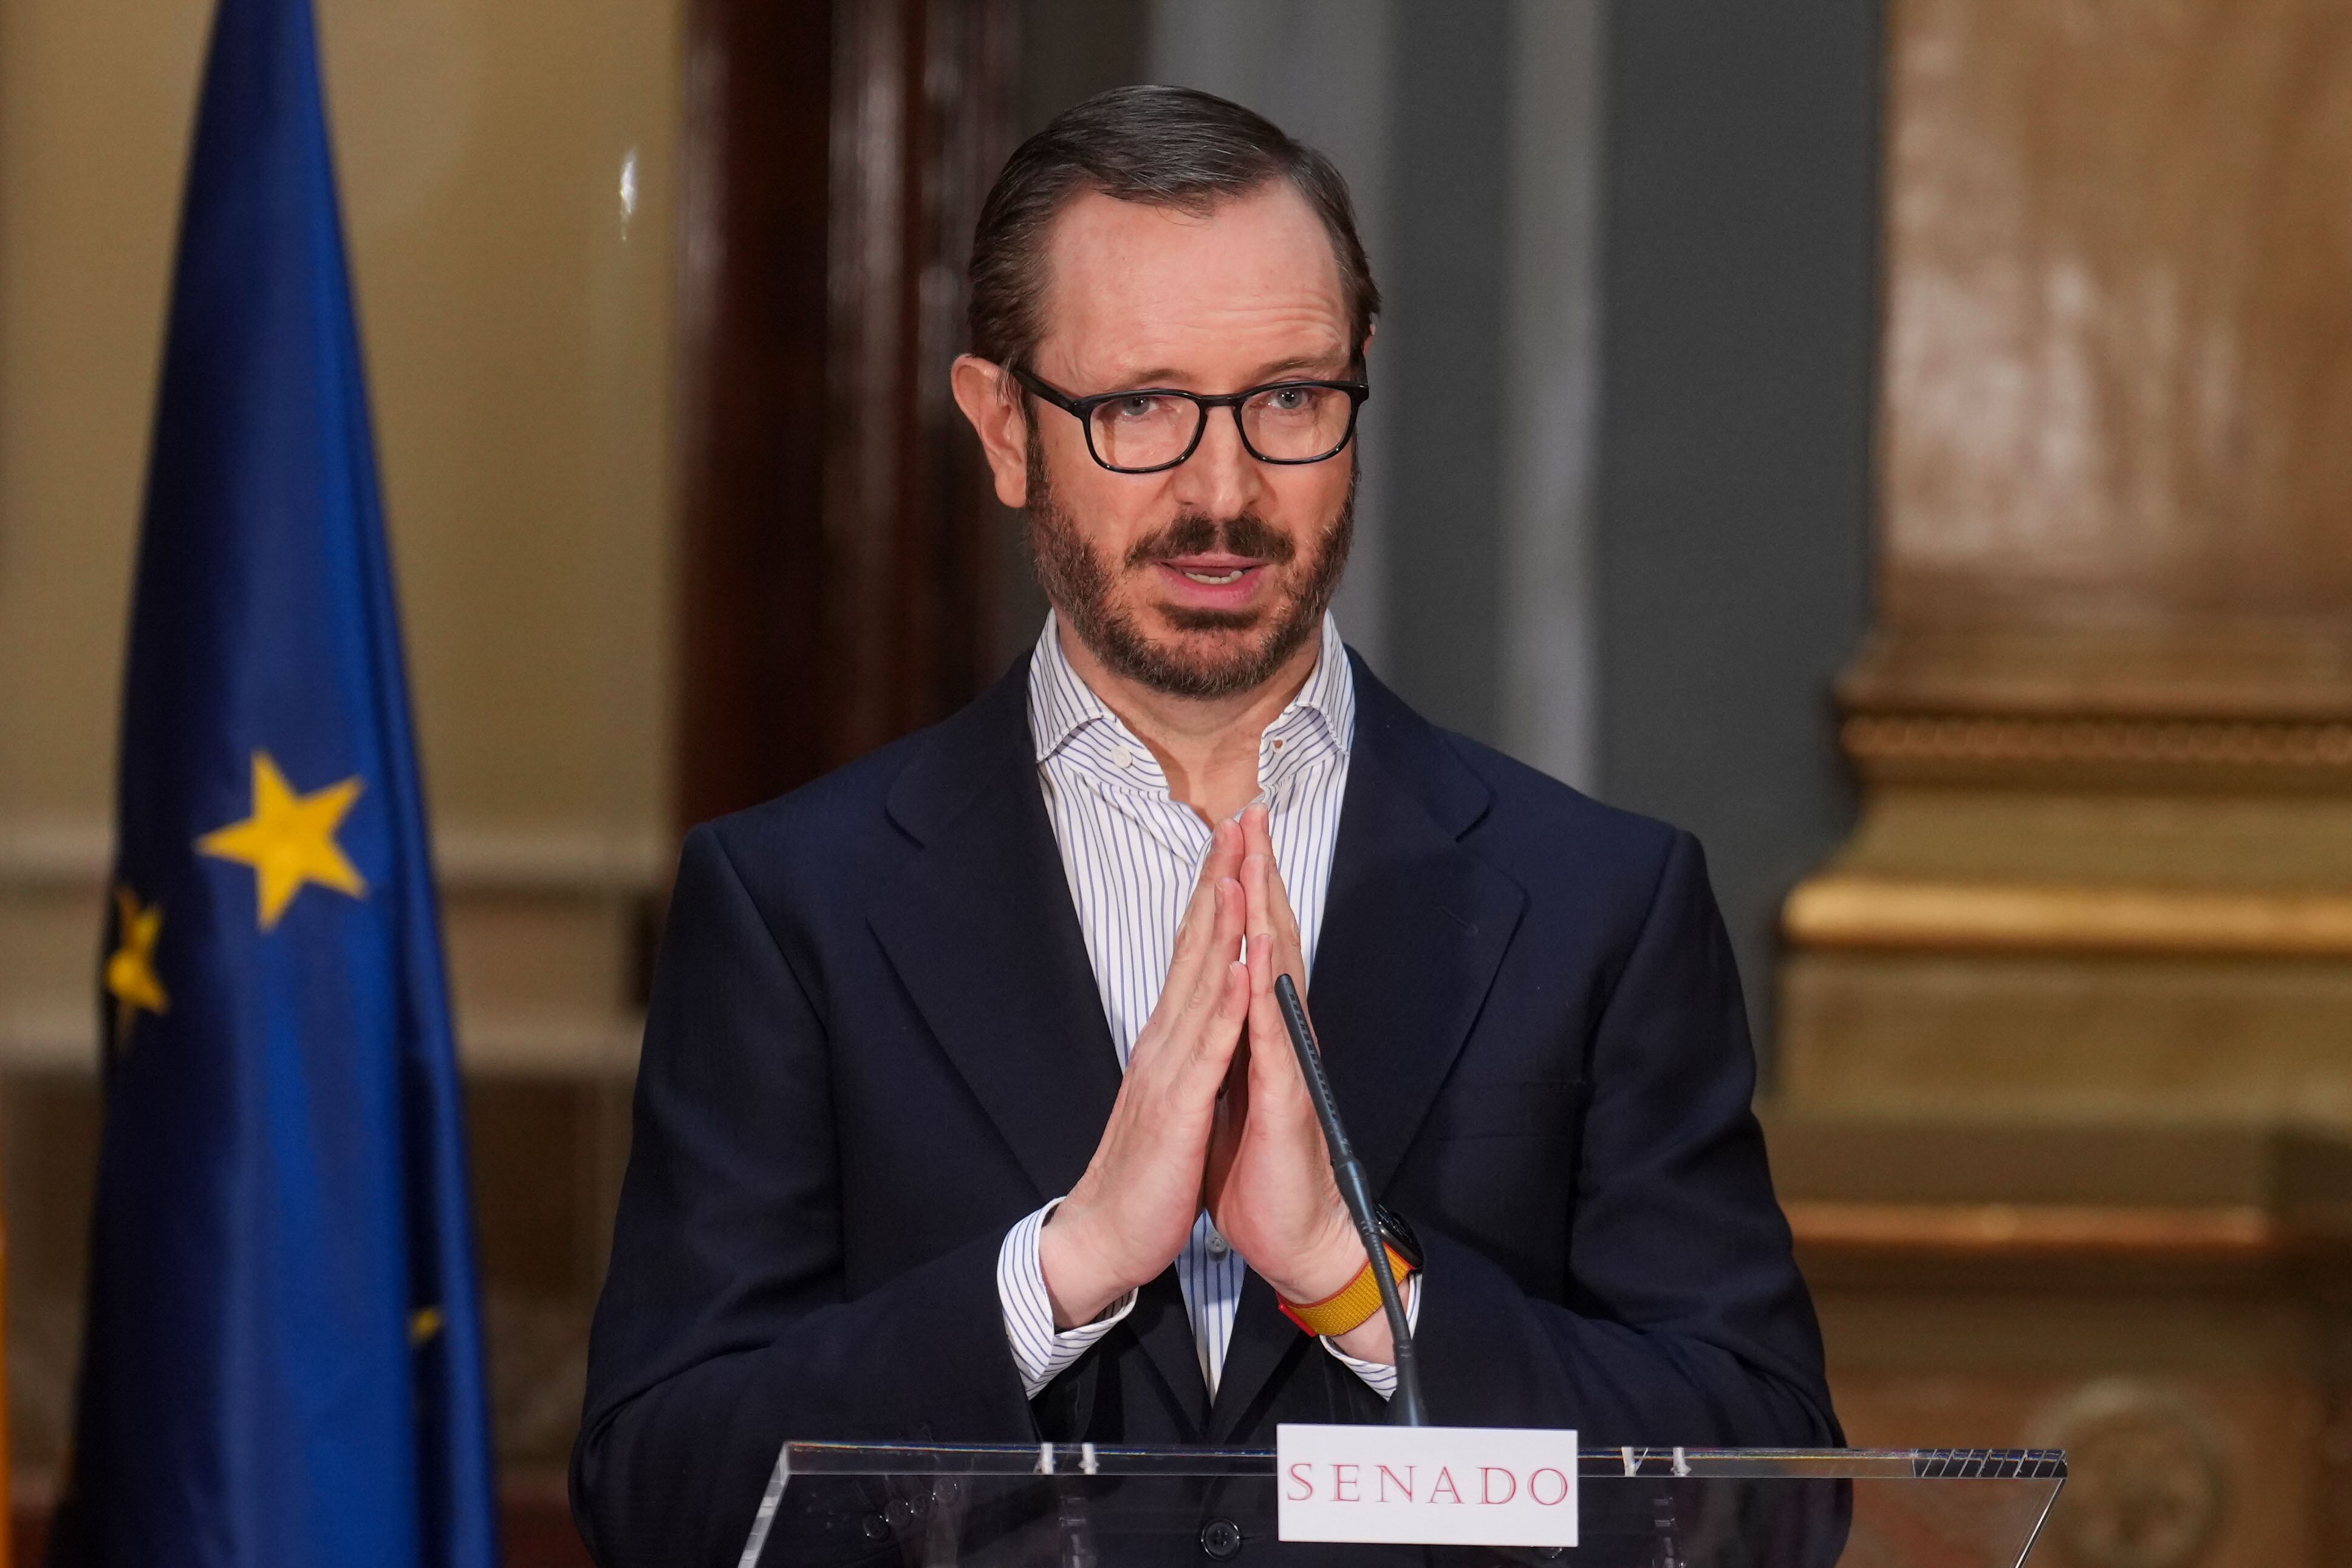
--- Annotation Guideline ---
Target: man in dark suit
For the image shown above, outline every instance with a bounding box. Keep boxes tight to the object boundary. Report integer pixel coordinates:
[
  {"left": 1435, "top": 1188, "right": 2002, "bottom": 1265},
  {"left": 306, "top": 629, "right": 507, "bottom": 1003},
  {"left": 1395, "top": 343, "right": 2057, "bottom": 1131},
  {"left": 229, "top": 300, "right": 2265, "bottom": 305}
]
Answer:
[{"left": 573, "top": 86, "right": 1838, "bottom": 1566}]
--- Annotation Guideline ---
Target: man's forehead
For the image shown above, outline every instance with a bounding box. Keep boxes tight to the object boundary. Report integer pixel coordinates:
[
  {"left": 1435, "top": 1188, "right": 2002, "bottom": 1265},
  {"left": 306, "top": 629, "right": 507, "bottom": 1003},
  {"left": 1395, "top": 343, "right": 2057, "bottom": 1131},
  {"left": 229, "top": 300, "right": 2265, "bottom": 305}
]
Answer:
[{"left": 1034, "top": 183, "right": 1352, "bottom": 384}]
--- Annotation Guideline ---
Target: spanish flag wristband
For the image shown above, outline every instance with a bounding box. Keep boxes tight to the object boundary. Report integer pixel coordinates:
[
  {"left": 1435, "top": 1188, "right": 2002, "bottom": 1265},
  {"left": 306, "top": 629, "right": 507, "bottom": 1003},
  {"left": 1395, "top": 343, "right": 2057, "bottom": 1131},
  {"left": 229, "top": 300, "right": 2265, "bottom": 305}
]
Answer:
[{"left": 1276, "top": 1243, "right": 1417, "bottom": 1338}]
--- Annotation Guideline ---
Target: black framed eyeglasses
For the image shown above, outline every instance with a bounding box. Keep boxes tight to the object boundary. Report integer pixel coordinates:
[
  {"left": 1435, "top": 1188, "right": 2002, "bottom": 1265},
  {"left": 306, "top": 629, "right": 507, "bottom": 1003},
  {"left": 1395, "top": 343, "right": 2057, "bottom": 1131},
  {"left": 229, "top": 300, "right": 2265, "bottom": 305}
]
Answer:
[{"left": 1011, "top": 366, "right": 1369, "bottom": 475}]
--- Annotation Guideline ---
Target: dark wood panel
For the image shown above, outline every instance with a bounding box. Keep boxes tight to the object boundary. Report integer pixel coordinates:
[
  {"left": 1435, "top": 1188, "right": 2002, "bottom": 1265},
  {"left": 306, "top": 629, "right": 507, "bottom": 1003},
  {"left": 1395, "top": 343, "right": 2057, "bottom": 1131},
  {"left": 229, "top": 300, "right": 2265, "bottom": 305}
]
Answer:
[{"left": 676, "top": 0, "right": 1016, "bottom": 832}]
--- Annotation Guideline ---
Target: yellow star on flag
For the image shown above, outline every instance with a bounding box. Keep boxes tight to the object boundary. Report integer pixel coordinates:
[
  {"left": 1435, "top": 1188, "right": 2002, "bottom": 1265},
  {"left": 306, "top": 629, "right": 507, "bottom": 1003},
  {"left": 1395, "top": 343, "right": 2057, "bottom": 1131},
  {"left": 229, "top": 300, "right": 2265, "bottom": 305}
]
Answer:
[
  {"left": 197, "top": 751, "right": 368, "bottom": 930},
  {"left": 105, "top": 885, "right": 169, "bottom": 1048}
]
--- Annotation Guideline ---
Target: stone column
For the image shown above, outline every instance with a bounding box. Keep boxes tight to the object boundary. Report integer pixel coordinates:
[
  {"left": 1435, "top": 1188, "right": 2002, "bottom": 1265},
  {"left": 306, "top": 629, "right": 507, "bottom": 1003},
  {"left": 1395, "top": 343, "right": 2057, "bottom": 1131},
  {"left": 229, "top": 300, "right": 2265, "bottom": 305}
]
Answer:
[{"left": 1778, "top": 0, "right": 2352, "bottom": 1124}]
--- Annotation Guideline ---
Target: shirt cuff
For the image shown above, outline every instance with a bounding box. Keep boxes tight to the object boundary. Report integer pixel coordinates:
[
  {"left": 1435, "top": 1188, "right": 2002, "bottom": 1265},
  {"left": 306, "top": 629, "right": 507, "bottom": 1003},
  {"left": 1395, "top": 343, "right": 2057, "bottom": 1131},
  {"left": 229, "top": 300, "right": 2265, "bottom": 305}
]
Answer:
[
  {"left": 998, "top": 1199, "right": 1139, "bottom": 1399},
  {"left": 1319, "top": 1271, "right": 1422, "bottom": 1400}
]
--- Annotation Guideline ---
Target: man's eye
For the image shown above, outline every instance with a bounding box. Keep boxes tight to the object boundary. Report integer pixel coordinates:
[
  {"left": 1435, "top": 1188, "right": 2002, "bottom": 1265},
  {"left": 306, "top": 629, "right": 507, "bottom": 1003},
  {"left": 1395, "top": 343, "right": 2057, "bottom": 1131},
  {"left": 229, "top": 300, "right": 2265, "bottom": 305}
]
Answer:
[
  {"left": 1264, "top": 389, "right": 1310, "bottom": 412},
  {"left": 1115, "top": 397, "right": 1161, "bottom": 420}
]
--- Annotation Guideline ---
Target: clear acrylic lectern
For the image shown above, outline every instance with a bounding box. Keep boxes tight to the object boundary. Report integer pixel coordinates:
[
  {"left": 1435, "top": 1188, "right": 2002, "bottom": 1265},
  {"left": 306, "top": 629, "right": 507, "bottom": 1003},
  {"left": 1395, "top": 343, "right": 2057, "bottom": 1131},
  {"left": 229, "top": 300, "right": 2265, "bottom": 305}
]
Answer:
[{"left": 737, "top": 1443, "right": 2063, "bottom": 1566}]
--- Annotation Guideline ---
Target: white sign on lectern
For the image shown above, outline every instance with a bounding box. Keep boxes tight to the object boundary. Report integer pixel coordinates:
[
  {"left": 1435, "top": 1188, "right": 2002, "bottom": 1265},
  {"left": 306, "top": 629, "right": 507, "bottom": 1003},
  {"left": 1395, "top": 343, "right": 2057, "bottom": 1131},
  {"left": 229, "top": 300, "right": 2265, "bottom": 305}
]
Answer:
[{"left": 1276, "top": 1424, "right": 1581, "bottom": 1547}]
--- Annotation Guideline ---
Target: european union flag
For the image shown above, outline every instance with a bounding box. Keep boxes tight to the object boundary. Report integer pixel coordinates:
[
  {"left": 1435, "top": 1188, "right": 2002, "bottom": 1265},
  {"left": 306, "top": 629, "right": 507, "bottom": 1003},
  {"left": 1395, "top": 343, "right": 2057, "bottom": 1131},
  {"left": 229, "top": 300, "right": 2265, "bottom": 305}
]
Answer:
[{"left": 52, "top": 0, "right": 499, "bottom": 1561}]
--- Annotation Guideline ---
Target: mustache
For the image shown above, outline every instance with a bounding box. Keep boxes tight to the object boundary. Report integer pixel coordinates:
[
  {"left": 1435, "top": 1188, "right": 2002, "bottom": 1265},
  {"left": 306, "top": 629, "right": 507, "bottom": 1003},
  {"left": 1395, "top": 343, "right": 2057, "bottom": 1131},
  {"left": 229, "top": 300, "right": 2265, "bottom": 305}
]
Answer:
[{"left": 1124, "top": 512, "right": 1297, "bottom": 570}]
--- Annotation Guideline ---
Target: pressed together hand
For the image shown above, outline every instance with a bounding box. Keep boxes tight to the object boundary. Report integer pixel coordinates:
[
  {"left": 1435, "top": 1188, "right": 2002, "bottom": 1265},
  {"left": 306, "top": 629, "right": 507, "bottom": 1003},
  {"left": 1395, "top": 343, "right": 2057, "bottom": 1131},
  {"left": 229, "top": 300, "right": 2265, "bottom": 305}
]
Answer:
[
  {"left": 1039, "top": 804, "right": 1395, "bottom": 1364},
  {"left": 1037, "top": 816, "right": 1250, "bottom": 1327}
]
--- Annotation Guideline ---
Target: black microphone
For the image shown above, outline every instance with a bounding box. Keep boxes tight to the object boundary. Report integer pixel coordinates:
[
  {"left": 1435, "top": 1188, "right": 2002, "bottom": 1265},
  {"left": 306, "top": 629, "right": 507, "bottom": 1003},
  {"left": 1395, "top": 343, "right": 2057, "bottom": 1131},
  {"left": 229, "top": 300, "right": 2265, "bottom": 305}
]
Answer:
[{"left": 1273, "top": 973, "right": 1428, "bottom": 1427}]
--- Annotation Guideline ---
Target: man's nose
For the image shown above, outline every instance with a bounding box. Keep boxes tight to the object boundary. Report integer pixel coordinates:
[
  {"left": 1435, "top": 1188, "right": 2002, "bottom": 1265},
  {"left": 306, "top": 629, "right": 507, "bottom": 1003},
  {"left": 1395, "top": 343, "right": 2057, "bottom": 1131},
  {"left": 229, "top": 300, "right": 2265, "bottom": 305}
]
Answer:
[{"left": 1168, "top": 404, "right": 1263, "bottom": 520}]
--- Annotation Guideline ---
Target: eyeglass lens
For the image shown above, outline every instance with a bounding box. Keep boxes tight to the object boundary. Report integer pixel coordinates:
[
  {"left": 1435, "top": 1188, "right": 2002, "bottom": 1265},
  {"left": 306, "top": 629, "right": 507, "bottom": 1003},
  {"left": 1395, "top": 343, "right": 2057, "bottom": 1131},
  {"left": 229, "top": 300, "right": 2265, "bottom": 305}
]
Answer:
[{"left": 1089, "top": 386, "right": 1354, "bottom": 471}]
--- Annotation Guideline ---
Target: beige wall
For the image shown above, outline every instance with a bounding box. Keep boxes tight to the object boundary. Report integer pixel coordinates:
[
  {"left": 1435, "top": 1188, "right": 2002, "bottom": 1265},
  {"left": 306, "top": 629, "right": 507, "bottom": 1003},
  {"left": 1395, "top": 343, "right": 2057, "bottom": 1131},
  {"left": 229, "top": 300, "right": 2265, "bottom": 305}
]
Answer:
[{"left": 0, "top": 0, "right": 682, "bottom": 1075}]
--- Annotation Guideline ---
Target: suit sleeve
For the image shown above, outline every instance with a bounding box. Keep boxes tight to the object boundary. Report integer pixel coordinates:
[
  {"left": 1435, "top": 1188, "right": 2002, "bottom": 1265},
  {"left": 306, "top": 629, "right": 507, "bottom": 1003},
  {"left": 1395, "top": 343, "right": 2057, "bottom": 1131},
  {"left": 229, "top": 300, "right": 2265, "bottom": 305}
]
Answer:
[
  {"left": 570, "top": 826, "right": 1037, "bottom": 1568},
  {"left": 1410, "top": 831, "right": 1841, "bottom": 1446}
]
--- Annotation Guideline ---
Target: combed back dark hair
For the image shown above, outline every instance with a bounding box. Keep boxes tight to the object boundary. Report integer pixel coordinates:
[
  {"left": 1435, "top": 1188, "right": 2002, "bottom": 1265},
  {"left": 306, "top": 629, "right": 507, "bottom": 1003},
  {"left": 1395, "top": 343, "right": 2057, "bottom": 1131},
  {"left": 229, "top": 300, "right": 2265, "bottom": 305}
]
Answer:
[{"left": 968, "top": 85, "right": 1380, "bottom": 375}]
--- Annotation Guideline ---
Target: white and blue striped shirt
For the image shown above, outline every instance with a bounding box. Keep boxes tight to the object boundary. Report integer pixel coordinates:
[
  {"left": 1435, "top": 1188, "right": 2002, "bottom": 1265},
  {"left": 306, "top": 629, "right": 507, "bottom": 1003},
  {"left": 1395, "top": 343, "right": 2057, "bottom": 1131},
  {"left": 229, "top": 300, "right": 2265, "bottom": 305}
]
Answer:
[{"left": 995, "top": 611, "right": 1409, "bottom": 1403}]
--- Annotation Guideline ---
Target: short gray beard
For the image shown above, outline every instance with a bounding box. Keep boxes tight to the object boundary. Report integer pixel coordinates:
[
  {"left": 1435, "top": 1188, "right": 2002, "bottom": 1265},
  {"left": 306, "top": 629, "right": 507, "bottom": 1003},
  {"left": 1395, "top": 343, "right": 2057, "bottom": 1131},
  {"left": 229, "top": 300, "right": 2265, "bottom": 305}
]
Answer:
[{"left": 1023, "top": 434, "right": 1355, "bottom": 701}]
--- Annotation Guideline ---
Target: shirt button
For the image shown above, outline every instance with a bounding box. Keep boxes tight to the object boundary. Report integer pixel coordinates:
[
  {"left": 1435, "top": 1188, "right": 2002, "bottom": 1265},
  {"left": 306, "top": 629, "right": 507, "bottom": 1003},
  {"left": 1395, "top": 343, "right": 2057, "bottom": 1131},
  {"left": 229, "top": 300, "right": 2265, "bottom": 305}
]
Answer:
[
  {"left": 1206, "top": 1231, "right": 1229, "bottom": 1257},
  {"left": 1109, "top": 744, "right": 1134, "bottom": 769}
]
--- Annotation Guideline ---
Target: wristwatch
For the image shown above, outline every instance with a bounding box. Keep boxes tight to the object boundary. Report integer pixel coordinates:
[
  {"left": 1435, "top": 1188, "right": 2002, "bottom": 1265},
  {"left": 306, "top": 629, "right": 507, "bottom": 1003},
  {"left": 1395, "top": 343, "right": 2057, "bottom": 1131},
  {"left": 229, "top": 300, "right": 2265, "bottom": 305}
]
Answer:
[{"left": 1276, "top": 1205, "right": 1424, "bottom": 1338}]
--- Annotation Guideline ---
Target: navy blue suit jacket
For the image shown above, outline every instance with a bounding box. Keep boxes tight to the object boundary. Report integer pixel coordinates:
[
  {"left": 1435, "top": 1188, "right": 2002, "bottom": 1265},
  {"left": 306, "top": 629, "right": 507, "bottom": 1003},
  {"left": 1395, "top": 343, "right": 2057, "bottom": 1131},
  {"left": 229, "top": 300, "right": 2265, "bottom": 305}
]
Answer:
[{"left": 572, "top": 653, "right": 1838, "bottom": 1566}]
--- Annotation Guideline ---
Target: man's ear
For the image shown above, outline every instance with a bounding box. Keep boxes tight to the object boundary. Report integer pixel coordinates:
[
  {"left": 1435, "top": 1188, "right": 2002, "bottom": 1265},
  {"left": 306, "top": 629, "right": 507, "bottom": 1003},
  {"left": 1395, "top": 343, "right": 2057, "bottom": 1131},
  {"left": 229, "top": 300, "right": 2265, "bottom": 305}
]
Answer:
[{"left": 951, "top": 355, "right": 1031, "bottom": 509}]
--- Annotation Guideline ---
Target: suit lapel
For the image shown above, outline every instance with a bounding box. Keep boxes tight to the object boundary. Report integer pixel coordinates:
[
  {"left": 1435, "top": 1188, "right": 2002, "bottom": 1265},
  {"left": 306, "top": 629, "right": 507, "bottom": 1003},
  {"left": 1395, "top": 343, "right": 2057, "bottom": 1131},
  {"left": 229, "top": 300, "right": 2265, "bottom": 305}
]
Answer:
[
  {"left": 1120, "top": 1269, "right": 1212, "bottom": 1437},
  {"left": 1206, "top": 1272, "right": 1312, "bottom": 1440},
  {"left": 865, "top": 662, "right": 1213, "bottom": 1424},
  {"left": 1208, "top": 658, "right": 1527, "bottom": 1437},
  {"left": 1303, "top": 681, "right": 1526, "bottom": 1191},
  {"left": 866, "top": 666, "right": 1123, "bottom": 1203}
]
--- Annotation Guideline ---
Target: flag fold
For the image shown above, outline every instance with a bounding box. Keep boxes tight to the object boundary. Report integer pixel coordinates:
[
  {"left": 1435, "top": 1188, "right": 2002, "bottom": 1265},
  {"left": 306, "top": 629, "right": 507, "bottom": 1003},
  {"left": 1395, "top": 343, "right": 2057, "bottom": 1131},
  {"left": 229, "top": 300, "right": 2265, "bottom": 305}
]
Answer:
[{"left": 57, "top": 0, "right": 498, "bottom": 1561}]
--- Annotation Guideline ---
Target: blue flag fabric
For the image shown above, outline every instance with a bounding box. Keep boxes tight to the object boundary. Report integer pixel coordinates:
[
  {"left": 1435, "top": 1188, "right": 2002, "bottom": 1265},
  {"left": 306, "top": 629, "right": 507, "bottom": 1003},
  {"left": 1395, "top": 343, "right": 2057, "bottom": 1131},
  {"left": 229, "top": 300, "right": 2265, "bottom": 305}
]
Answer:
[{"left": 55, "top": 0, "right": 499, "bottom": 1561}]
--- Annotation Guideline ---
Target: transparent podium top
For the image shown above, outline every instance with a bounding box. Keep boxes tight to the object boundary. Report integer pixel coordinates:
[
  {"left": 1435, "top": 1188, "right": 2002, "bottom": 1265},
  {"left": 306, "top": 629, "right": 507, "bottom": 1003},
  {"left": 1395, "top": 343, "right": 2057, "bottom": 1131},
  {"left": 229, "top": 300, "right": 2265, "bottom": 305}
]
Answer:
[{"left": 741, "top": 1443, "right": 2064, "bottom": 1567}]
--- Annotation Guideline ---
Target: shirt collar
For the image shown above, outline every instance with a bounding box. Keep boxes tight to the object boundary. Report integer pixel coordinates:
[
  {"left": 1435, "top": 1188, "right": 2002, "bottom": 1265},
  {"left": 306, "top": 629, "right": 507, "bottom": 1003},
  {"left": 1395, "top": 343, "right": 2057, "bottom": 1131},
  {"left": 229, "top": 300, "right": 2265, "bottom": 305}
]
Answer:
[{"left": 1026, "top": 610, "right": 1356, "bottom": 766}]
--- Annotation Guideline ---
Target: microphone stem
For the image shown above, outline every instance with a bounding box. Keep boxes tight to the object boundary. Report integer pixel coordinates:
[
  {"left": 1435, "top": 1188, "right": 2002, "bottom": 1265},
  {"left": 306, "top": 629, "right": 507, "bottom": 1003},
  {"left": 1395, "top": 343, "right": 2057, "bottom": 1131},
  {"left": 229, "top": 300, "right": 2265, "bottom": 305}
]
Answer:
[
  {"left": 1274, "top": 974, "right": 1429, "bottom": 1426},
  {"left": 1333, "top": 1156, "right": 1427, "bottom": 1425}
]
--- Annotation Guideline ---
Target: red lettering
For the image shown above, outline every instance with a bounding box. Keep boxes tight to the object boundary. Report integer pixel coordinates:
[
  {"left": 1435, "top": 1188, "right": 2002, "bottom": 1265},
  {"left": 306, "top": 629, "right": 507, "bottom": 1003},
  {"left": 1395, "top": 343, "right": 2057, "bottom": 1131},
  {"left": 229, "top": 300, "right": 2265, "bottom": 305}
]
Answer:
[
  {"left": 1287, "top": 1462, "right": 1314, "bottom": 1502},
  {"left": 1481, "top": 1467, "right": 1518, "bottom": 1505},
  {"left": 1431, "top": 1467, "right": 1463, "bottom": 1504},
  {"left": 1333, "top": 1464, "right": 1360, "bottom": 1502},
  {"left": 1529, "top": 1467, "right": 1572, "bottom": 1507},
  {"left": 1376, "top": 1464, "right": 1415, "bottom": 1502}
]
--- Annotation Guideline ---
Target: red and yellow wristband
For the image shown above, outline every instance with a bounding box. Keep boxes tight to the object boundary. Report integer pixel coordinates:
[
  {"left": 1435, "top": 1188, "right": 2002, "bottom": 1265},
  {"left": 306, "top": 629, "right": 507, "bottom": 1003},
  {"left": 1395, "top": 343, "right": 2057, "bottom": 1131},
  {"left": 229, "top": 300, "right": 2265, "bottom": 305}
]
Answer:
[{"left": 1276, "top": 1243, "right": 1417, "bottom": 1338}]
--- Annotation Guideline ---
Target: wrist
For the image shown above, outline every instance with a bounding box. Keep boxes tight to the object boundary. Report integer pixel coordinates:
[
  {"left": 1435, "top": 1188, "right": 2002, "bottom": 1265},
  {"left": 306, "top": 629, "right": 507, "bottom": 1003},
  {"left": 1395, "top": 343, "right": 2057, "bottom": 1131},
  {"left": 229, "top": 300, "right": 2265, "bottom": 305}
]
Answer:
[
  {"left": 1266, "top": 1213, "right": 1371, "bottom": 1307},
  {"left": 1037, "top": 1202, "right": 1127, "bottom": 1328}
]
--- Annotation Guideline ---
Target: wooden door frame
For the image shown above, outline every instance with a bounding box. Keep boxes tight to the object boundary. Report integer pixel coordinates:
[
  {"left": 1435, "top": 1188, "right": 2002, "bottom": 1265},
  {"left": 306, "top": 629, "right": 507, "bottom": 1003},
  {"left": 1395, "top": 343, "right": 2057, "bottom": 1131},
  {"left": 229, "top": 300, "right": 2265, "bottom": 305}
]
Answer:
[{"left": 674, "top": 0, "right": 1016, "bottom": 832}]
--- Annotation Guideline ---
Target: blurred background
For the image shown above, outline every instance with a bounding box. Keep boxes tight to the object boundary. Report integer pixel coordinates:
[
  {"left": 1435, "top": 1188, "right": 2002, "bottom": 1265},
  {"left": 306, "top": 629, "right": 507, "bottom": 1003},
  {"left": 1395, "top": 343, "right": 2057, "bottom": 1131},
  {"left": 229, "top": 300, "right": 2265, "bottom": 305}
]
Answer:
[{"left": 5, "top": 0, "right": 2351, "bottom": 1563}]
